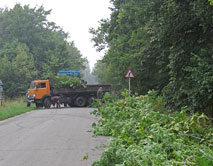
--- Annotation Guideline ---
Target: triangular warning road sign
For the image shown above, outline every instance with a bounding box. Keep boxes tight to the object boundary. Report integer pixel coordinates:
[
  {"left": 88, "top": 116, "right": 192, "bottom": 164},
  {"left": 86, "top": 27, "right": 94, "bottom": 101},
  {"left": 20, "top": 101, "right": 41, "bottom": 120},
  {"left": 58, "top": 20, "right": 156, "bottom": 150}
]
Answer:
[{"left": 125, "top": 69, "right": 135, "bottom": 78}]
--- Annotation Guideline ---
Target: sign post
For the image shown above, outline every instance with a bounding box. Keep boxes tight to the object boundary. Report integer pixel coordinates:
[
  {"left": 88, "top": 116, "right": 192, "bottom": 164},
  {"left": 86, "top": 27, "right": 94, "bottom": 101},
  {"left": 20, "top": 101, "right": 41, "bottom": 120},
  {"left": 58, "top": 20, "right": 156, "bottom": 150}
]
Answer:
[{"left": 125, "top": 69, "right": 135, "bottom": 95}]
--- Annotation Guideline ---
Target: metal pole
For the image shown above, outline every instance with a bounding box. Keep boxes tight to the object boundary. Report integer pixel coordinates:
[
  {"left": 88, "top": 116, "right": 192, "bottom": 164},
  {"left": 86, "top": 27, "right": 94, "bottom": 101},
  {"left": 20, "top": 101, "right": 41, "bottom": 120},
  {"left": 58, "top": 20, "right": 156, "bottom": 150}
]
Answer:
[{"left": 129, "top": 78, "right": 131, "bottom": 95}]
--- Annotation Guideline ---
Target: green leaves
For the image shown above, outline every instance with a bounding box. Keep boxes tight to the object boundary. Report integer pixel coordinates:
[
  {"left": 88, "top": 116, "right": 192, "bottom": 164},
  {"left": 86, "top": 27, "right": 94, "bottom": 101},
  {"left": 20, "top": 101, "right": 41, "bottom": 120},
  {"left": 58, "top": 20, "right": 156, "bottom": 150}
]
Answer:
[
  {"left": 0, "top": 42, "right": 35, "bottom": 97},
  {"left": 209, "top": 0, "right": 213, "bottom": 5},
  {"left": 53, "top": 75, "right": 86, "bottom": 89},
  {"left": 92, "top": 92, "right": 213, "bottom": 165}
]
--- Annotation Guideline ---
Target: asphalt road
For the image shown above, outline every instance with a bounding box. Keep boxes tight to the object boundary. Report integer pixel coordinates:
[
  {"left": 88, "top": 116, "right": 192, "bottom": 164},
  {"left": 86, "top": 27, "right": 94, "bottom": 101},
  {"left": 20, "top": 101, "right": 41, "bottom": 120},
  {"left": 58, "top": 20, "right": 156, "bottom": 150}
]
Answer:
[{"left": 0, "top": 108, "right": 108, "bottom": 166}]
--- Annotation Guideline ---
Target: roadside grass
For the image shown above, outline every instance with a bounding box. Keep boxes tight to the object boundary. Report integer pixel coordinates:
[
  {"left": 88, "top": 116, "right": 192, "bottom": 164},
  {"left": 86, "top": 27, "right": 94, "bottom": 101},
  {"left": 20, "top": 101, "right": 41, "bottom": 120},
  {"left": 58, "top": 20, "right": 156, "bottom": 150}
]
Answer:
[{"left": 0, "top": 97, "right": 35, "bottom": 121}]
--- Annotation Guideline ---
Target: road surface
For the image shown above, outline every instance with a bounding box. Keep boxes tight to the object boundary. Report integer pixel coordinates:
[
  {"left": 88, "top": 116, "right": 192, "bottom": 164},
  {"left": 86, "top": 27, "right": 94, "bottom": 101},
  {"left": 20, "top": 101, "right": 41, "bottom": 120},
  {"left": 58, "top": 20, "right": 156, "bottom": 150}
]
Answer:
[{"left": 0, "top": 108, "right": 108, "bottom": 166}]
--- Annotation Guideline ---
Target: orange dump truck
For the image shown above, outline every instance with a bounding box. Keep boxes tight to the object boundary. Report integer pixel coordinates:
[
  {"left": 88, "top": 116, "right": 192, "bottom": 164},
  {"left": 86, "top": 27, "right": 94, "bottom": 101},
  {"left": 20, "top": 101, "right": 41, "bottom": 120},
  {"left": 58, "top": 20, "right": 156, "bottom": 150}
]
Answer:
[{"left": 26, "top": 79, "right": 111, "bottom": 108}]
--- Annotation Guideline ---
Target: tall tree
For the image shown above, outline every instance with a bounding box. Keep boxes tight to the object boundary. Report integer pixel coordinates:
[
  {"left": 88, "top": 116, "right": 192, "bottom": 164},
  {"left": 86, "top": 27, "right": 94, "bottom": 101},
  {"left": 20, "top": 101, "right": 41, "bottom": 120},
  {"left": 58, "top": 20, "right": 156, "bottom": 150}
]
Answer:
[
  {"left": 0, "top": 4, "right": 85, "bottom": 97},
  {"left": 91, "top": 0, "right": 213, "bottom": 115},
  {"left": 90, "top": 0, "right": 170, "bottom": 93}
]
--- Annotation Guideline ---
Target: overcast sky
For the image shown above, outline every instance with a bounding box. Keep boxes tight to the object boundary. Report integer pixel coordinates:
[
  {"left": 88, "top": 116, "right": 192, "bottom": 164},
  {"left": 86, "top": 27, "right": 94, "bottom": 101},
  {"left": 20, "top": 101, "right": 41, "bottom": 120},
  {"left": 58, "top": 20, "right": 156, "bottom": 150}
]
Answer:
[{"left": 0, "top": 0, "right": 111, "bottom": 70}]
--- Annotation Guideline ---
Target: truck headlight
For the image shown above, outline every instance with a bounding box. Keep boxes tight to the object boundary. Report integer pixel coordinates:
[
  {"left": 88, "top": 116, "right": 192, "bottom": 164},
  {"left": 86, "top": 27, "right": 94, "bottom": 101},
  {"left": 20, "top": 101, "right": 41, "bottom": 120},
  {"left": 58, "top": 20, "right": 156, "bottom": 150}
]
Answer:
[{"left": 28, "top": 94, "right": 36, "bottom": 99}]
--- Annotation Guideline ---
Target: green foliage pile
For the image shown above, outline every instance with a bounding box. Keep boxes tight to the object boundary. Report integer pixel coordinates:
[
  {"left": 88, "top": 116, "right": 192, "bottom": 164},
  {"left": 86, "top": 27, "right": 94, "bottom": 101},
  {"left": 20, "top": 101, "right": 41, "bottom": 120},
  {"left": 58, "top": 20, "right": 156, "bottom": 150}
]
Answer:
[
  {"left": 92, "top": 91, "right": 213, "bottom": 166},
  {"left": 54, "top": 75, "right": 86, "bottom": 89},
  {"left": 91, "top": 0, "right": 213, "bottom": 114},
  {"left": 0, "top": 4, "right": 85, "bottom": 97}
]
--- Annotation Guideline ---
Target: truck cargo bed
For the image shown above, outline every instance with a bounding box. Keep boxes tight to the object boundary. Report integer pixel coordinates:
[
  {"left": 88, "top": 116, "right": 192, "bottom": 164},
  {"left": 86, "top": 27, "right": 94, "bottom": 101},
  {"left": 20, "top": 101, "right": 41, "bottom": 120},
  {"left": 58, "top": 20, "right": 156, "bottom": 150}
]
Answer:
[{"left": 53, "top": 84, "right": 111, "bottom": 95}]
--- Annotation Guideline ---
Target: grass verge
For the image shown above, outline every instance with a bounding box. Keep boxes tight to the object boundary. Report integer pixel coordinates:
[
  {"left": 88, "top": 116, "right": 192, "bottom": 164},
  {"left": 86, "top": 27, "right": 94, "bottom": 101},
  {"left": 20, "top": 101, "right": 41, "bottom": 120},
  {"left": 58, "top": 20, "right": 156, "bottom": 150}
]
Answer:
[{"left": 0, "top": 97, "right": 35, "bottom": 121}]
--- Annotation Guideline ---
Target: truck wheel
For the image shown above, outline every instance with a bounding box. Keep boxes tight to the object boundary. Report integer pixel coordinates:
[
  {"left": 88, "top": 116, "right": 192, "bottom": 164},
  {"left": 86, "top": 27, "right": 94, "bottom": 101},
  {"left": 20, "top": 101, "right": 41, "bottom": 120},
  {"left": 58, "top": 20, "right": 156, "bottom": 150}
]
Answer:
[
  {"left": 44, "top": 98, "right": 51, "bottom": 109},
  {"left": 75, "top": 96, "right": 86, "bottom": 107}
]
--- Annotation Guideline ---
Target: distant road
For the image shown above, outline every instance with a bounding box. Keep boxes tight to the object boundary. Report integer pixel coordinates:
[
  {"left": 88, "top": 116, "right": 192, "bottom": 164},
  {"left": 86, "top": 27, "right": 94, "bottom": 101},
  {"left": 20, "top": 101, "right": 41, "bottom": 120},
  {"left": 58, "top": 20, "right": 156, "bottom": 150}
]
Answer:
[{"left": 0, "top": 108, "right": 108, "bottom": 166}]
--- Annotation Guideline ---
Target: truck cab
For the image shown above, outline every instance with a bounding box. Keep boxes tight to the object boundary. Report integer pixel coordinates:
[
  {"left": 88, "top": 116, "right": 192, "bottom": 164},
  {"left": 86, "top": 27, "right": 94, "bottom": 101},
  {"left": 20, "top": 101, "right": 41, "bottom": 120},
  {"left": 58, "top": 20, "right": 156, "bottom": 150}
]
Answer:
[{"left": 27, "top": 80, "right": 51, "bottom": 108}]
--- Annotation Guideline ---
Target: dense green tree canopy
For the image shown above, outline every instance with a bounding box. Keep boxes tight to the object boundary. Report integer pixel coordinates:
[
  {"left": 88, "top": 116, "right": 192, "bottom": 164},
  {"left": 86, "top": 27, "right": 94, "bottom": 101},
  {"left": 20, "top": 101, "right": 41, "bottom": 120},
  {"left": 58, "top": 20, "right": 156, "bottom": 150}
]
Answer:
[
  {"left": 91, "top": 0, "right": 213, "bottom": 115},
  {"left": 0, "top": 4, "right": 85, "bottom": 97}
]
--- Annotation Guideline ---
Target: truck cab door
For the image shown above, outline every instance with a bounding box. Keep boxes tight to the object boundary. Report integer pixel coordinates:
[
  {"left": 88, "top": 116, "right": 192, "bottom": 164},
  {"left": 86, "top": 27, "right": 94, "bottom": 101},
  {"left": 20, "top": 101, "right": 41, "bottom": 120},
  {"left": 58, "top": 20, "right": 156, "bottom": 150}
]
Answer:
[{"left": 35, "top": 82, "right": 50, "bottom": 99}]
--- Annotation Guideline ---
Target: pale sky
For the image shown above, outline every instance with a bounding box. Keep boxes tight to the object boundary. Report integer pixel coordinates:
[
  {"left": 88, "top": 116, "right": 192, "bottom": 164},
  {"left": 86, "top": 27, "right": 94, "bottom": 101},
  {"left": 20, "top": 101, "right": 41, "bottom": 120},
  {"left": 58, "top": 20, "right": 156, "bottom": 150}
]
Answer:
[{"left": 0, "top": 0, "right": 111, "bottom": 70}]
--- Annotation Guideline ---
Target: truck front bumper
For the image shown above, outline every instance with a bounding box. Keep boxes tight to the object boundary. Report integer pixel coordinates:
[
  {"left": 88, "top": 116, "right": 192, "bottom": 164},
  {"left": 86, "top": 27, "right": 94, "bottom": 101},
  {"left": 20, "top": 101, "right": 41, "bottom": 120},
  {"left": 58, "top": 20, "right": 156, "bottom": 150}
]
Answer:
[
  {"left": 27, "top": 98, "right": 43, "bottom": 105},
  {"left": 27, "top": 98, "right": 34, "bottom": 103},
  {"left": 26, "top": 94, "right": 36, "bottom": 103}
]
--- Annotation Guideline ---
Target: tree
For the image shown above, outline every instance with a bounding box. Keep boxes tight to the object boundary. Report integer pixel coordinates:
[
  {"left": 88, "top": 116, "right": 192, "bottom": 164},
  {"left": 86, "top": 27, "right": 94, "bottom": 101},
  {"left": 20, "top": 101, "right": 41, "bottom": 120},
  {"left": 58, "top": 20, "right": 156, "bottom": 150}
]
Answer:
[
  {"left": 91, "top": 0, "right": 213, "bottom": 115},
  {"left": 90, "top": 0, "right": 170, "bottom": 93},
  {"left": 0, "top": 4, "right": 85, "bottom": 97}
]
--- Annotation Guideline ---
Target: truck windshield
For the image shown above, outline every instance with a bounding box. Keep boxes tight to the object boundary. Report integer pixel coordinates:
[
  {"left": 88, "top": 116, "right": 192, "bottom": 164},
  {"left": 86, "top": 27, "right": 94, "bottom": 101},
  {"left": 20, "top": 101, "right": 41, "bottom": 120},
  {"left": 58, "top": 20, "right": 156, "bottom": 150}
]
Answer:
[{"left": 29, "top": 82, "right": 37, "bottom": 89}]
